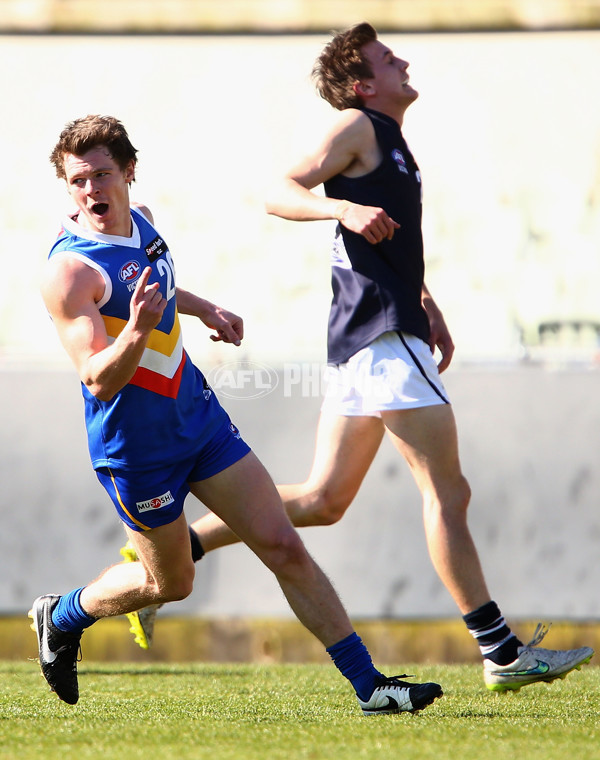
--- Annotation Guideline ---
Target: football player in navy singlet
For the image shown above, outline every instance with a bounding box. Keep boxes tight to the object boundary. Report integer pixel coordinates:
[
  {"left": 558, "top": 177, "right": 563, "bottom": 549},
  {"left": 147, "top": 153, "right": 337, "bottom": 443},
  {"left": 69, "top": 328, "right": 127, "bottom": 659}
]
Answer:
[
  {"left": 30, "top": 114, "right": 445, "bottom": 714},
  {"left": 129, "top": 26, "right": 594, "bottom": 692}
]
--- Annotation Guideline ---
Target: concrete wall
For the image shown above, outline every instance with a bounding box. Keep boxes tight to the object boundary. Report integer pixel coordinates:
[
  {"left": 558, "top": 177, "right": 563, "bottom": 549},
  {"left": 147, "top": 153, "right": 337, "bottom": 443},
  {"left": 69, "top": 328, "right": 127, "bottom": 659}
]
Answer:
[{"left": 2, "top": 365, "right": 599, "bottom": 620}]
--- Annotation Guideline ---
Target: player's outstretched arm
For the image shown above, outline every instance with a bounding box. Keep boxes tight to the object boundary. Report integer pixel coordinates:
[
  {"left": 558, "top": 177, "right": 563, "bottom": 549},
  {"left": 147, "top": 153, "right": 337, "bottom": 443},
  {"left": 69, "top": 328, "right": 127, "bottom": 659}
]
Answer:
[
  {"left": 133, "top": 202, "right": 243, "bottom": 346},
  {"left": 176, "top": 288, "right": 243, "bottom": 346}
]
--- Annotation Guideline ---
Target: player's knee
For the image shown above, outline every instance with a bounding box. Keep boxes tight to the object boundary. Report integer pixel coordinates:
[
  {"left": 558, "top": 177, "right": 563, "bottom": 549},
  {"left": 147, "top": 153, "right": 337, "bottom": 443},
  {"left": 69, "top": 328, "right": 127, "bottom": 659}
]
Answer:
[
  {"left": 459, "top": 476, "right": 472, "bottom": 510},
  {"left": 156, "top": 564, "right": 195, "bottom": 603},
  {"left": 262, "top": 527, "right": 311, "bottom": 577},
  {"left": 425, "top": 475, "right": 471, "bottom": 522},
  {"left": 451, "top": 475, "right": 472, "bottom": 515}
]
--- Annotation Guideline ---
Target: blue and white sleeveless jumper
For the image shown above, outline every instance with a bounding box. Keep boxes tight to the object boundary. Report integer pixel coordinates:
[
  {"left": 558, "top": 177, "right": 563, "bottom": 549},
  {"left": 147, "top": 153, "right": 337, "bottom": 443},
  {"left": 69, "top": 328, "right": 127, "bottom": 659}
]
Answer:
[{"left": 48, "top": 207, "right": 228, "bottom": 472}]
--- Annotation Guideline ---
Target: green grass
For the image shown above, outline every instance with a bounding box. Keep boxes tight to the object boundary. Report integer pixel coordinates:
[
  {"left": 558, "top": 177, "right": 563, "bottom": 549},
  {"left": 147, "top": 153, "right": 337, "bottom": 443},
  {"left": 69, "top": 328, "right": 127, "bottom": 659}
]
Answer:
[{"left": 0, "top": 661, "right": 598, "bottom": 760}]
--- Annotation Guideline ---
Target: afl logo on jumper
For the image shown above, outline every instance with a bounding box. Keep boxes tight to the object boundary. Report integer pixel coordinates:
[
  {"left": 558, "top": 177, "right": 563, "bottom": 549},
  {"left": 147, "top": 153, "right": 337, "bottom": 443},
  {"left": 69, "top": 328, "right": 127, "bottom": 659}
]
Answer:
[
  {"left": 391, "top": 148, "right": 409, "bottom": 174},
  {"left": 119, "top": 260, "right": 141, "bottom": 283}
]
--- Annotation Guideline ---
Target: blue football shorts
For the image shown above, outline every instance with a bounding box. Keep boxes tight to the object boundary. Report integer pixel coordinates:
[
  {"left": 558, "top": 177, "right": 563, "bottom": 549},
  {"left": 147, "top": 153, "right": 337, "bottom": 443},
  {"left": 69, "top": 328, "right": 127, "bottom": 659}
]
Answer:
[{"left": 96, "top": 417, "right": 251, "bottom": 531}]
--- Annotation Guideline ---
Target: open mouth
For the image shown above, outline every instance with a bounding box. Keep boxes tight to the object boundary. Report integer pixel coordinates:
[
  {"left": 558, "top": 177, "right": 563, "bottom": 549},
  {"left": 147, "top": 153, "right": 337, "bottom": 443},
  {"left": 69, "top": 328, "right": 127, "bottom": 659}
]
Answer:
[{"left": 91, "top": 202, "right": 109, "bottom": 216}]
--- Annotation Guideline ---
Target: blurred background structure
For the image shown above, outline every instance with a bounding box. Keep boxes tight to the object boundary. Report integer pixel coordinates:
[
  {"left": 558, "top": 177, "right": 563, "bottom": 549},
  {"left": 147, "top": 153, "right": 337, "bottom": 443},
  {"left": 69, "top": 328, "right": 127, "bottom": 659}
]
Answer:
[
  {"left": 1, "top": 1, "right": 599, "bottom": 660},
  {"left": 1, "top": 0, "right": 600, "bottom": 33}
]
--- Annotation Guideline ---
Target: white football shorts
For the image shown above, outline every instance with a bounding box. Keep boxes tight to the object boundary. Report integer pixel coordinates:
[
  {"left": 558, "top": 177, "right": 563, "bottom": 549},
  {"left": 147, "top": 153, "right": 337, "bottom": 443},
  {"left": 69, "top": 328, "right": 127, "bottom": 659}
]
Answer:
[{"left": 321, "top": 330, "right": 450, "bottom": 417}]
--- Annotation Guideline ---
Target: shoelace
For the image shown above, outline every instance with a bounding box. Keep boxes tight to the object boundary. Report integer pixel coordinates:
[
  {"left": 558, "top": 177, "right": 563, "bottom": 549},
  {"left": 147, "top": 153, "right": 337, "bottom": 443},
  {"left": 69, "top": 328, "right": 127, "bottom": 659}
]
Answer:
[
  {"left": 525, "top": 622, "right": 552, "bottom": 648},
  {"left": 374, "top": 674, "right": 415, "bottom": 689},
  {"left": 54, "top": 636, "right": 83, "bottom": 667}
]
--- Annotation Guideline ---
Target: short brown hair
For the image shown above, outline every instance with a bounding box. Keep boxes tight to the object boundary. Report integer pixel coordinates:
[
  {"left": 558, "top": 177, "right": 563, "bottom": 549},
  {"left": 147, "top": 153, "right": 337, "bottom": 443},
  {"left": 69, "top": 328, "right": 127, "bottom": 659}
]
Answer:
[
  {"left": 50, "top": 114, "right": 138, "bottom": 179},
  {"left": 312, "top": 22, "right": 378, "bottom": 110}
]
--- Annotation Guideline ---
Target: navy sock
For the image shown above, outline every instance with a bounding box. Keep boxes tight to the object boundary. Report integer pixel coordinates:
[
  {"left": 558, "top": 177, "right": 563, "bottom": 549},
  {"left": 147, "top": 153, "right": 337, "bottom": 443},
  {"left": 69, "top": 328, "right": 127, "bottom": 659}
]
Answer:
[
  {"left": 326, "top": 632, "right": 383, "bottom": 701},
  {"left": 463, "top": 600, "right": 522, "bottom": 665},
  {"left": 189, "top": 526, "right": 205, "bottom": 562},
  {"left": 52, "top": 587, "right": 97, "bottom": 634}
]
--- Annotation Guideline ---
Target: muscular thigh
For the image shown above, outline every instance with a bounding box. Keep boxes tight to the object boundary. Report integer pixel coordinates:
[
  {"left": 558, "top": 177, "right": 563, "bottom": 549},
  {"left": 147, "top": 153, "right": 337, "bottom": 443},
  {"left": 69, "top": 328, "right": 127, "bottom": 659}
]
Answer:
[
  {"left": 381, "top": 404, "right": 463, "bottom": 492},
  {"left": 189, "top": 451, "right": 296, "bottom": 552},
  {"left": 307, "top": 413, "right": 385, "bottom": 498},
  {"left": 124, "top": 512, "right": 195, "bottom": 586}
]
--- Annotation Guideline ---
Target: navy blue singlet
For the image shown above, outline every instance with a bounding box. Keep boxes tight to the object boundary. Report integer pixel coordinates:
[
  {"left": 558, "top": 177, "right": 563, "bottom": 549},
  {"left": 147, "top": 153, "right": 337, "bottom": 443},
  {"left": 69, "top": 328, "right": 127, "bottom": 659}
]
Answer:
[{"left": 324, "top": 108, "right": 431, "bottom": 365}]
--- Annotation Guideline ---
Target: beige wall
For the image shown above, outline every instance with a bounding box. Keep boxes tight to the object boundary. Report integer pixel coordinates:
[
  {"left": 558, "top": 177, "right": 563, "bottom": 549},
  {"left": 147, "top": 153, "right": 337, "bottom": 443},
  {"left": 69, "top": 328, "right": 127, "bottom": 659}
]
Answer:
[
  {"left": 1, "top": 31, "right": 599, "bottom": 366},
  {"left": 1, "top": 0, "right": 599, "bottom": 33}
]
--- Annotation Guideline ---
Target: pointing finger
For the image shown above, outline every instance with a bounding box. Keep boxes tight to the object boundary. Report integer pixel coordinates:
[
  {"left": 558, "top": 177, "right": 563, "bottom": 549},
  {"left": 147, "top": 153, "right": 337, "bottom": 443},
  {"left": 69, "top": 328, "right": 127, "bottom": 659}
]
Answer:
[{"left": 134, "top": 267, "right": 153, "bottom": 295}]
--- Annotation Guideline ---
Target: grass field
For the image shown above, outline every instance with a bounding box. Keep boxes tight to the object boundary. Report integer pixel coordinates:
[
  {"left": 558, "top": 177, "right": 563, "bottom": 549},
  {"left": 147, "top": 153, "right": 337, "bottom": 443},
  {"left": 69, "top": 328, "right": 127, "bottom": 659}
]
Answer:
[{"left": 1, "top": 661, "right": 598, "bottom": 760}]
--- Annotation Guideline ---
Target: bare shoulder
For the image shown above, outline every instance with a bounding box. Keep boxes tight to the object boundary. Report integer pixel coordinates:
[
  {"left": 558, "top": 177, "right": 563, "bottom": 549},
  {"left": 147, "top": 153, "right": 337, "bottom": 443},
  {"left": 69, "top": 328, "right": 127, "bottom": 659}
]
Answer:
[
  {"left": 327, "top": 108, "right": 378, "bottom": 176},
  {"left": 336, "top": 107, "right": 373, "bottom": 128},
  {"left": 284, "top": 109, "right": 377, "bottom": 187},
  {"left": 131, "top": 202, "right": 154, "bottom": 225},
  {"left": 41, "top": 253, "right": 104, "bottom": 315},
  {"left": 330, "top": 108, "right": 375, "bottom": 143}
]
